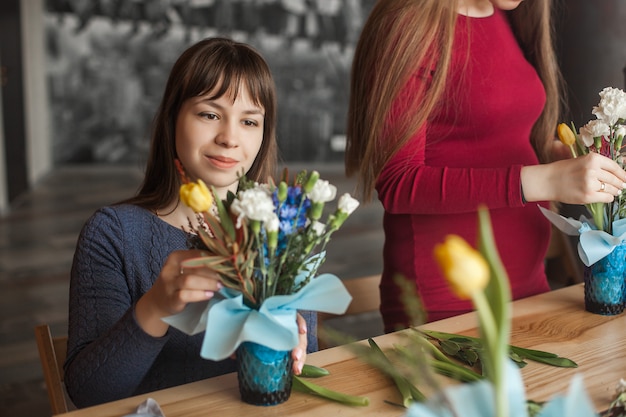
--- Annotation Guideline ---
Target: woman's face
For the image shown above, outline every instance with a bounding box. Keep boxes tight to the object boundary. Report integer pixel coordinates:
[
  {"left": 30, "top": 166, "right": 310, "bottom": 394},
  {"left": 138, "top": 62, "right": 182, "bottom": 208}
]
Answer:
[{"left": 176, "top": 84, "right": 265, "bottom": 198}]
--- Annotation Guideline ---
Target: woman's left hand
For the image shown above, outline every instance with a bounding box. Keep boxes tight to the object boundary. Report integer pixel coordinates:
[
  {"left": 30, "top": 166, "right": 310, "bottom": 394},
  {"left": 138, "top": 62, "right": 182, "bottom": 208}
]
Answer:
[{"left": 291, "top": 313, "right": 308, "bottom": 375}]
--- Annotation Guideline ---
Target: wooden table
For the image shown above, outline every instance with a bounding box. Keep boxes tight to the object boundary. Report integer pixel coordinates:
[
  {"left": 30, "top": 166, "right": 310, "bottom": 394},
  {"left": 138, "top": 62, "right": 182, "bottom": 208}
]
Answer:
[{"left": 55, "top": 284, "right": 626, "bottom": 416}]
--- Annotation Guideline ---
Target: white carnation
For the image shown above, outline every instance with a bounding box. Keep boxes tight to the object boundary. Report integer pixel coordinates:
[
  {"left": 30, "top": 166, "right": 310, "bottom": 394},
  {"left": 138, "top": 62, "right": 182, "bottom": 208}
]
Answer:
[
  {"left": 579, "top": 119, "right": 610, "bottom": 147},
  {"left": 230, "top": 187, "right": 275, "bottom": 228},
  {"left": 310, "top": 220, "right": 326, "bottom": 236},
  {"left": 338, "top": 193, "right": 360, "bottom": 215},
  {"left": 307, "top": 179, "right": 337, "bottom": 203},
  {"left": 592, "top": 87, "right": 626, "bottom": 126}
]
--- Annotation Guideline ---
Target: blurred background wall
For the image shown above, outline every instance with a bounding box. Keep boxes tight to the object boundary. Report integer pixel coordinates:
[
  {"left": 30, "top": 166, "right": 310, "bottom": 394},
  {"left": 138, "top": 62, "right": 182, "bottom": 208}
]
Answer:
[{"left": 0, "top": 0, "right": 625, "bottom": 212}]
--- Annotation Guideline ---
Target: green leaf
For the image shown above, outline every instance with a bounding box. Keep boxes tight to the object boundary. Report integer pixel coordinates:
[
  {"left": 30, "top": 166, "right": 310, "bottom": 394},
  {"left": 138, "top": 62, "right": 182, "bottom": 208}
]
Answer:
[
  {"left": 292, "top": 376, "right": 370, "bottom": 406},
  {"left": 460, "top": 348, "right": 479, "bottom": 366},
  {"left": 439, "top": 340, "right": 461, "bottom": 356},
  {"left": 210, "top": 185, "right": 236, "bottom": 240},
  {"left": 527, "top": 400, "right": 545, "bottom": 417},
  {"left": 300, "top": 364, "right": 330, "bottom": 378},
  {"left": 510, "top": 346, "right": 577, "bottom": 368},
  {"left": 368, "top": 338, "right": 425, "bottom": 406}
]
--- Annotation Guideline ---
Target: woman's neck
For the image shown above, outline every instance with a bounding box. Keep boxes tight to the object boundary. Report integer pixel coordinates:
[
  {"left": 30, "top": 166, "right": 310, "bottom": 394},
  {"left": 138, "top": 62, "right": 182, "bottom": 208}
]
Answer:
[
  {"left": 457, "top": 0, "right": 494, "bottom": 17},
  {"left": 155, "top": 199, "right": 200, "bottom": 231}
]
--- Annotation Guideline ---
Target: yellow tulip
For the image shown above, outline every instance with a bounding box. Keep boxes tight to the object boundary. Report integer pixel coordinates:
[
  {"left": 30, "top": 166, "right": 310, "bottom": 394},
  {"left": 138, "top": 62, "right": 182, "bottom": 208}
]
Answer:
[
  {"left": 180, "top": 179, "right": 213, "bottom": 212},
  {"left": 557, "top": 123, "right": 578, "bottom": 158},
  {"left": 433, "top": 235, "right": 490, "bottom": 299},
  {"left": 557, "top": 123, "right": 575, "bottom": 146}
]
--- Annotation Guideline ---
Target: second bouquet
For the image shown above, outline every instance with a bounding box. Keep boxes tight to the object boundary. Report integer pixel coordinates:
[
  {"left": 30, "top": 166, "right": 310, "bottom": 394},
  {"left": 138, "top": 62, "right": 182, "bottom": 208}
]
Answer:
[{"left": 163, "top": 165, "right": 358, "bottom": 405}]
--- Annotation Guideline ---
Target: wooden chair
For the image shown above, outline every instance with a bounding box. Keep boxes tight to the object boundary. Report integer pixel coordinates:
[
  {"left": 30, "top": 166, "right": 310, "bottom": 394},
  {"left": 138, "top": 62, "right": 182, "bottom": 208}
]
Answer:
[
  {"left": 317, "top": 274, "right": 382, "bottom": 349},
  {"left": 545, "top": 225, "right": 584, "bottom": 287},
  {"left": 34, "top": 324, "right": 72, "bottom": 414}
]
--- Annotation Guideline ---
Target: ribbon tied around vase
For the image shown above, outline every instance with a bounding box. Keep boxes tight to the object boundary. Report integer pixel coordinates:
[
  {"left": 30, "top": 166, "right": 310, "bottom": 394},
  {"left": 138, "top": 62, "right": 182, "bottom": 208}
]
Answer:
[
  {"left": 539, "top": 205, "right": 626, "bottom": 267},
  {"left": 162, "top": 272, "right": 352, "bottom": 361}
]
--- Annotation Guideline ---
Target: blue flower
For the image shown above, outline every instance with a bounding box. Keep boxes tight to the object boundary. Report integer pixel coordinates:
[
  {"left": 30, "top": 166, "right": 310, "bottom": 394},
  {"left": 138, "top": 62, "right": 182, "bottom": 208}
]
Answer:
[{"left": 273, "top": 185, "right": 311, "bottom": 241}]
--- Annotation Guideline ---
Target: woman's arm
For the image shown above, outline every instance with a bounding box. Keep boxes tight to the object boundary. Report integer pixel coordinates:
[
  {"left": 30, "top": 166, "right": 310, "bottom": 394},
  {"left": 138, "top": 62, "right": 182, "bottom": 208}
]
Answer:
[{"left": 64, "top": 208, "right": 168, "bottom": 407}]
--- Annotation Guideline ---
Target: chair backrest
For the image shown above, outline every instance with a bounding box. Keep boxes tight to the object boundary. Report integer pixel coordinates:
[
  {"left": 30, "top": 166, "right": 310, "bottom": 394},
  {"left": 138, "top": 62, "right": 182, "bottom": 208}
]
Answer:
[
  {"left": 317, "top": 274, "right": 381, "bottom": 349},
  {"left": 34, "top": 324, "right": 70, "bottom": 414}
]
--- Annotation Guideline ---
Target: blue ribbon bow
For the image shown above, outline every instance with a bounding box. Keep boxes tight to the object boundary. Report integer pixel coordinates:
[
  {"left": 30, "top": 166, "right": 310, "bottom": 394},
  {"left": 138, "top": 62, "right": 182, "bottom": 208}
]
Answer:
[
  {"left": 162, "top": 273, "right": 352, "bottom": 361},
  {"left": 539, "top": 205, "right": 626, "bottom": 266}
]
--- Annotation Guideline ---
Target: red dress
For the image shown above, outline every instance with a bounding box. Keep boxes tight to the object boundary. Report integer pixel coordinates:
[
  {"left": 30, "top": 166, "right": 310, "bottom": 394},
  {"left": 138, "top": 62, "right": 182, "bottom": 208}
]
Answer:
[{"left": 376, "top": 9, "right": 551, "bottom": 331}]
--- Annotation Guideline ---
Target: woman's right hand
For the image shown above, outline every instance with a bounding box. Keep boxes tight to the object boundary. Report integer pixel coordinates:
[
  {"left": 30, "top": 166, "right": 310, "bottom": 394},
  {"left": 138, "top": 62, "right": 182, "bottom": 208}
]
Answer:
[
  {"left": 135, "top": 250, "right": 222, "bottom": 337},
  {"left": 521, "top": 152, "right": 626, "bottom": 205}
]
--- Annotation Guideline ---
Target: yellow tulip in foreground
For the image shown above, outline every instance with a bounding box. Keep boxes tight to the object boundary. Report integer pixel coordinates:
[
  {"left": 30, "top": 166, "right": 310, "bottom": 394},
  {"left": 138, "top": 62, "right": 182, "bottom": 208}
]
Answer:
[
  {"left": 433, "top": 235, "right": 489, "bottom": 299},
  {"left": 180, "top": 179, "right": 213, "bottom": 212}
]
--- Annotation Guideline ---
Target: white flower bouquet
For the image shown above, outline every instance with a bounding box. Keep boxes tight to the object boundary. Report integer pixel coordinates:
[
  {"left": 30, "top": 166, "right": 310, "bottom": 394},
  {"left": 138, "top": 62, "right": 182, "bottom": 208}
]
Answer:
[
  {"left": 164, "top": 167, "right": 357, "bottom": 360},
  {"left": 546, "top": 87, "right": 626, "bottom": 267}
]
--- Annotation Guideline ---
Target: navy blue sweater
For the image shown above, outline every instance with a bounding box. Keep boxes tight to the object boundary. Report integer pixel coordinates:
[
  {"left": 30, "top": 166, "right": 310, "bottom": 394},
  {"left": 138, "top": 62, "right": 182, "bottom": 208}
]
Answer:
[{"left": 65, "top": 204, "right": 318, "bottom": 407}]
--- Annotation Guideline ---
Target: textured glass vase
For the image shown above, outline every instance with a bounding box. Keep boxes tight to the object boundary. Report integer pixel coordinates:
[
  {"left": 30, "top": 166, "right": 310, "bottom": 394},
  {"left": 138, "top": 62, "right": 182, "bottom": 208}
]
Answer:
[
  {"left": 583, "top": 243, "right": 626, "bottom": 315},
  {"left": 236, "top": 341, "right": 293, "bottom": 406}
]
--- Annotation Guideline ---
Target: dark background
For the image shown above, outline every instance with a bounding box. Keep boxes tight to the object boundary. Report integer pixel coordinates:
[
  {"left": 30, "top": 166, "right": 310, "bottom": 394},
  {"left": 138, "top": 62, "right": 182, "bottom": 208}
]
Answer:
[{"left": 44, "top": 0, "right": 377, "bottom": 165}]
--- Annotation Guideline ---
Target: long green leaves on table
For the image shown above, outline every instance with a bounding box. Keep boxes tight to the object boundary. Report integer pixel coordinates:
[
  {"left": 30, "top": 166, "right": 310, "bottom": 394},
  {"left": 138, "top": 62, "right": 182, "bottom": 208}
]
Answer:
[
  {"left": 367, "top": 338, "right": 426, "bottom": 407},
  {"left": 351, "top": 329, "right": 576, "bottom": 410},
  {"left": 419, "top": 329, "right": 578, "bottom": 369},
  {"left": 292, "top": 376, "right": 370, "bottom": 406},
  {"left": 292, "top": 364, "right": 370, "bottom": 406}
]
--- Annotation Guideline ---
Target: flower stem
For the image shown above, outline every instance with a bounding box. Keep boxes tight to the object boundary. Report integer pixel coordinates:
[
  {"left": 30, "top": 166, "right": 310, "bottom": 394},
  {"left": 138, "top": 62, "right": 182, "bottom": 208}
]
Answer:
[
  {"left": 472, "top": 290, "right": 507, "bottom": 417},
  {"left": 569, "top": 145, "right": 577, "bottom": 158}
]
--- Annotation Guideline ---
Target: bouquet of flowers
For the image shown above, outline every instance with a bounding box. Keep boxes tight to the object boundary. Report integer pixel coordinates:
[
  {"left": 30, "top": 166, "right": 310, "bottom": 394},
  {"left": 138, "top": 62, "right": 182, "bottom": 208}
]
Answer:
[
  {"left": 556, "top": 86, "right": 626, "bottom": 235},
  {"left": 542, "top": 87, "right": 626, "bottom": 267},
  {"left": 163, "top": 166, "right": 357, "bottom": 361}
]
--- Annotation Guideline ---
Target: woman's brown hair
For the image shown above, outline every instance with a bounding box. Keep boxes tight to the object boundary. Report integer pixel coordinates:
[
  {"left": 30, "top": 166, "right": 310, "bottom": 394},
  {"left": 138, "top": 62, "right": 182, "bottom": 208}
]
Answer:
[
  {"left": 124, "top": 37, "right": 278, "bottom": 210},
  {"left": 345, "top": 0, "right": 563, "bottom": 202}
]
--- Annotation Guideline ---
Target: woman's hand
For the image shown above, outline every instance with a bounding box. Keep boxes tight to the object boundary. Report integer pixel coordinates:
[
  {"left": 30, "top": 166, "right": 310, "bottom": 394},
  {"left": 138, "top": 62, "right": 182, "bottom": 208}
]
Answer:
[
  {"left": 550, "top": 138, "right": 574, "bottom": 161},
  {"left": 135, "top": 250, "right": 222, "bottom": 337},
  {"left": 521, "top": 152, "right": 626, "bottom": 204},
  {"left": 291, "top": 313, "right": 308, "bottom": 375}
]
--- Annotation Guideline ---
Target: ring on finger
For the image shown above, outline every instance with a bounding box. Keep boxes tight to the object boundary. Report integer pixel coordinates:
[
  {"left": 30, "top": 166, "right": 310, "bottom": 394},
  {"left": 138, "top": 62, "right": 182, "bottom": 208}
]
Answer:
[{"left": 600, "top": 181, "right": 606, "bottom": 192}]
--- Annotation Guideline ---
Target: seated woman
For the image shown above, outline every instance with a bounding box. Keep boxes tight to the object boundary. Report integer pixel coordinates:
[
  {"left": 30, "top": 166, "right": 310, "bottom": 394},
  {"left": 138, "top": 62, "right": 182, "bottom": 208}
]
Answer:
[{"left": 65, "top": 37, "right": 315, "bottom": 408}]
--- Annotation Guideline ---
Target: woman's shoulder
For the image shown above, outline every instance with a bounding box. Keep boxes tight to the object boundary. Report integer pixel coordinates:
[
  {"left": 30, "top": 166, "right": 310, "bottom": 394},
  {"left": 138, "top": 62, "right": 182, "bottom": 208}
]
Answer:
[
  {"left": 79, "top": 204, "right": 188, "bottom": 252},
  {"left": 88, "top": 204, "right": 154, "bottom": 227},
  {"left": 79, "top": 204, "right": 167, "bottom": 241}
]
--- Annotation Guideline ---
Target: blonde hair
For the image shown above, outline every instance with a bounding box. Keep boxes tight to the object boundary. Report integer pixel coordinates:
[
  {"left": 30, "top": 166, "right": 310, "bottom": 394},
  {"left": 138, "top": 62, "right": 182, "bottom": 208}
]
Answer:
[{"left": 345, "top": 0, "right": 563, "bottom": 202}]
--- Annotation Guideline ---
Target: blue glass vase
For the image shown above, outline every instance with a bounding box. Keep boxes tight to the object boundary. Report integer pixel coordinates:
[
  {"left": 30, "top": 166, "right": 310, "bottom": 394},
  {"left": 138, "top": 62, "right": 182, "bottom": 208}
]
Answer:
[
  {"left": 236, "top": 341, "right": 293, "bottom": 406},
  {"left": 583, "top": 243, "right": 626, "bottom": 315}
]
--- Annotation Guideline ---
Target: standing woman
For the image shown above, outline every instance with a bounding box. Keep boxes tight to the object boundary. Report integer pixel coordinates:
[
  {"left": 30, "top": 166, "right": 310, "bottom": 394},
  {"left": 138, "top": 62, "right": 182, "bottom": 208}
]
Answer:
[
  {"left": 345, "top": 0, "right": 626, "bottom": 330},
  {"left": 65, "top": 38, "right": 313, "bottom": 408}
]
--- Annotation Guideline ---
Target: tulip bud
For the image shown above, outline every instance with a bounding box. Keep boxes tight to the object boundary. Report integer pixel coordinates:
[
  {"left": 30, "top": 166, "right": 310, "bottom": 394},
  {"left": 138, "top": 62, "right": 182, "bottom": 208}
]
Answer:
[
  {"left": 557, "top": 123, "right": 575, "bottom": 146},
  {"left": 303, "top": 171, "right": 320, "bottom": 193},
  {"left": 557, "top": 123, "right": 577, "bottom": 158},
  {"left": 277, "top": 181, "right": 288, "bottom": 203},
  {"left": 309, "top": 201, "right": 324, "bottom": 220},
  {"left": 179, "top": 180, "right": 213, "bottom": 212},
  {"left": 434, "top": 235, "right": 489, "bottom": 299}
]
